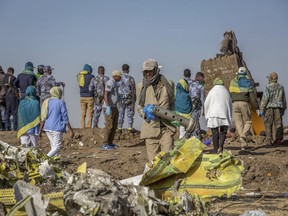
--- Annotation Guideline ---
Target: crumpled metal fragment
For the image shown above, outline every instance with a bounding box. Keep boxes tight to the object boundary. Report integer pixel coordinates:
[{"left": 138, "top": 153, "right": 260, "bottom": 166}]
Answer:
[
  {"left": 0, "top": 140, "right": 62, "bottom": 189},
  {"left": 63, "top": 168, "right": 206, "bottom": 216},
  {"left": 14, "top": 180, "right": 49, "bottom": 216}
]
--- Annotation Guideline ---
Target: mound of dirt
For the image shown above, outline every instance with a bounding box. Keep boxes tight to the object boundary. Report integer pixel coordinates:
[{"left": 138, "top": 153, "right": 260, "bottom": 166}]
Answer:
[{"left": 1, "top": 128, "right": 288, "bottom": 215}]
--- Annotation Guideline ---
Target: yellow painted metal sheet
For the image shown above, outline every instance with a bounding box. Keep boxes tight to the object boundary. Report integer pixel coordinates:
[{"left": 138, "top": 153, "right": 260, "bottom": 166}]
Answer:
[{"left": 251, "top": 107, "right": 265, "bottom": 135}]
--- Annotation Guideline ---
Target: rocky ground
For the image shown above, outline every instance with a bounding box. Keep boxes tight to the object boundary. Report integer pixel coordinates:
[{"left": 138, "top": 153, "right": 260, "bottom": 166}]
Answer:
[{"left": 1, "top": 128, "right": 288, "bottom": 215}]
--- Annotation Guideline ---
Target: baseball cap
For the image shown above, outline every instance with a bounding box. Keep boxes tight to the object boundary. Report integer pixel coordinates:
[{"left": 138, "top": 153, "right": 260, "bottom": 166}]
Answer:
[
  {"left": 142, "top": 59, "right": 161, "bottom": 71},
  {"left": 267, "top": 72, "right": 278, "bottom": 80},
  {"left": 25, "top": 62, "right": 35, "bottom": 68},
  {"left": 112, "top": 70, "right": 122, "bottom": 77},
  {"left": 237, "top": 66, "right": 247, "bottom": 74},
  {"left": 45, "top": 65, "right": 54, "bottom": 71}
]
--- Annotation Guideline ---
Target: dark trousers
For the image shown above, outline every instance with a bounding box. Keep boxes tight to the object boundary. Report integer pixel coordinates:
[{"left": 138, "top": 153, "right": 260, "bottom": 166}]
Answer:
[
  {"left": 102, "top": 107, "right": 119, "bottom": 145},
  {"left": 5, "top": 94, "right": 19, "bottom": 130},
  {"left": 264, "top": 108, "right": 283, "bottom": 142},
  {"left": 211, "top": 126, "right": 228, "bottom": 153}
]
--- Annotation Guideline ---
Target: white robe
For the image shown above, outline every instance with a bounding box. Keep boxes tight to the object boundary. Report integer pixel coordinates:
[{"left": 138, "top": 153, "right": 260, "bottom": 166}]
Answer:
[{"left": 204, "top": 85, "right": 232, "bottom": 128}]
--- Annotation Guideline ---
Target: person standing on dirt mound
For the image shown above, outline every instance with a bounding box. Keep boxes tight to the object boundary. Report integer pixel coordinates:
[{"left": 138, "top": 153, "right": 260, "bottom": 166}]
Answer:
[
  {"left": 77, "top": 64, "right": 94, "bottom": 128},
  {"left": 36, "top": 65, "right": 45, "bottom": 80},
  {"left": 175, "top": 77, "right": 192, "bottom": 139},
  {"left": 89, "top": 66, "right": 109, "bottom": 128},
  {"left": 188, "top": 72, "right": 205, "bottom": 140},
  {"left": 17, "top": 86, "right": 40, "bottom": 148},
  {"left": 3, "top": 67, "right": 19, "bottom": 131},
  {"left": 204, "top": 78, "right": 232, "bottom": 154},
  {"left": 117, "top": 64, "right": 136, "bottom": 132},
  {"left": 0, "top": 66, "right": 6, "bottom": 130},
  {"left": 229, "top": 67, "right": 260, "bottom": 150},
  {"left": 183, "top": 68, "right": 192, "bottom": 84},
  {"left": 101, "top": 70, "right": 122, "bottom": 150},
  {"left": 13, "top": 62, "right": 37, "bottom": 100},
  {"left": 39, "top": 86, "right": 74, "bottom": 157},
  {"left": 36, "top": 65, "right": 65, "bottom": 105},
  {"left": 260, "top": 72, "right": 287, "bottom": 145},
  {"left": 137, "top": 59, "right": 176, "bottom": 163}
]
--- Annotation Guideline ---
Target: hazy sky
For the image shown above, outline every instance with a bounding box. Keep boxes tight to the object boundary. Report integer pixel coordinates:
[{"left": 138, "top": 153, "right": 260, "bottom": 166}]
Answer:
[{"left": 1, "top": 0, "right": 287, "bottom": 129}]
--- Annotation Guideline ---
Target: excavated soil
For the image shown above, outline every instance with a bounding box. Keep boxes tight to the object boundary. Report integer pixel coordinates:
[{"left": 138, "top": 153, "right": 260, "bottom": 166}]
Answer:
[{"left": 1, "top": 128, "right": 288, "bottom": 215}]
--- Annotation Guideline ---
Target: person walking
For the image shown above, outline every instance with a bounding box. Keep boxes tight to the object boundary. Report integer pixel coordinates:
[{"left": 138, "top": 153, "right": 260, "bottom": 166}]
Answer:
[
  {"left": 229, "top": 67, "right": 260, "bottom": 150},
  {"left": 175, "top": 78, "right": 192, "bottom": 139},
  {"left": 39, "top": 86, "right": 74, "bottom": 157},
  {"left": 0, "top": 66, "right": 6, "bottom": 130},
  {"left": 260, "top": 72, "right": 287, "bottom": 145},
  {"left": 117, "top": 64, "right": 136, "bottom": 132},
  {"left": 89, "top": 66, "right": 109, "bottom": 128},
  {"left": 101, "top": 70, "right": 122, "bottom": 149},
  {"left": 36, "top": 65, "right": 45, "bottom": 80},
  {"left": 36, "top": 65, "right": 65, "bottom": 105},
  {"left": 14, "top": 62, "right": 37, "bottom": 100},
  {"left": 188, "top": 72, "right": 205, "bottom": 139},
  {"left": 3, "top": 67, "right": 19, "bottom": 131},
  {"left": 204, "top": 78, "right": 232, "bottom": 153},
  {"left": 77, "top": 64, "right": 94, "bottom": 128},
  {"left": 183, "top": 68, "right": 192, "bottom": 83},
  {"left": 137, "top": 59, "right": 175, "bottom": 163},
  {"left": 17, "top": 86, "right": 40, "bottom": 148}
]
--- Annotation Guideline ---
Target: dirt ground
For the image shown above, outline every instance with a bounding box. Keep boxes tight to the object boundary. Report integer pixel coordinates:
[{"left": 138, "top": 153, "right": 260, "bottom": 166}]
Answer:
[{"left": 1, "top": 128, "right": 288, "bottom": 215}]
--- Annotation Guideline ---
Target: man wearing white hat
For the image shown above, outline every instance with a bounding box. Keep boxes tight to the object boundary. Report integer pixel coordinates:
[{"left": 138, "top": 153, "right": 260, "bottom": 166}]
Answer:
[
  {"left": 229, "top": 66, "right": 259, "bottom": 150},
  {"left": 101, "top": 70, "right": 122, "bottom": 150}
]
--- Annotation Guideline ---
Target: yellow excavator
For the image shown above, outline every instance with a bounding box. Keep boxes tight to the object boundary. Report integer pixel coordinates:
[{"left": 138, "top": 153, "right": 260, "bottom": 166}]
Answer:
[{"left": 200, "top": 30, "right": 265, "bottom": 135}]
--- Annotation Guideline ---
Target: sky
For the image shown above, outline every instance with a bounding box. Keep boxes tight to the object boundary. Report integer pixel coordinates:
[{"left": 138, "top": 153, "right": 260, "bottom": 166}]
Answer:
[{"left": 0, "top": 0, "right": 288, "bottom": 129}]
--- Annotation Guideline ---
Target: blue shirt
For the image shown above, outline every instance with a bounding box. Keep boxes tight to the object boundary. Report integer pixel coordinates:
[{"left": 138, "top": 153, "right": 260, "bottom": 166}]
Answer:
[
  {"left": 43, "top": 98, "right": 69, "bottom": 132},
  {"left": 118, "top": 73, "right": 135, "bottom": 95},
  {"left": 105, "top": 78, "right": 119, "bottom": 107}
]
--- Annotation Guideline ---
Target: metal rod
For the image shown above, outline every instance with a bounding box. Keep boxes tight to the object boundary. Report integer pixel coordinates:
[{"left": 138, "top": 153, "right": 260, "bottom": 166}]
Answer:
[{"left": 152, "top": 106, "right": 197, "bottom": 133}]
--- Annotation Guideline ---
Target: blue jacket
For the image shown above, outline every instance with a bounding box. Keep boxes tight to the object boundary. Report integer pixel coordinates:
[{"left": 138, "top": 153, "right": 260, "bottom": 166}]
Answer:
[
  {"left": 175, "top": 82, "right": 192, "bottom": 114},
  {"left": 43, "top": 98, "right": 69, "bottom": 132}
]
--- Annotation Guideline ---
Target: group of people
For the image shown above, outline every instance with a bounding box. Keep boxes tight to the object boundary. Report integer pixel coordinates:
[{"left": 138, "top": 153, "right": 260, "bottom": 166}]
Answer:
[
  {"left": 77, "top": 64, "right": 136, "bottom": 131},
  {"left": 204, "top": 67, "right": 286, "bottom": 154},
  {"left": 0, "top": 59, "right": 286, "bottom": 163},
  {"left": 77, "top": 63, "right": 136, "bottom": 150},
  {"left": 141, "top": 62, "right": 286, "bottom": 163},
  {"left": 0, "top": 62, "right": 73, "bottom": 158}
]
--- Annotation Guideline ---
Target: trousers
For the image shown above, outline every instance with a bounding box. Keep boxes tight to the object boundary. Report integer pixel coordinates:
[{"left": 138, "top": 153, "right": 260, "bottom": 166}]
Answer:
[
  {"left": 46, "top": 131, "right": 63, "bottom": 157},
  {"left": 80, "top": 97, "right": 94, "bottom": 128},
  {"left": 145, "top": 127, "right": 174, "bottom": 163},
  {"left": 232, "top": 101, "right": 252, "bottom": 139},
  {"left": 102, "top": 107, "right": 119, "bottom": 145}
]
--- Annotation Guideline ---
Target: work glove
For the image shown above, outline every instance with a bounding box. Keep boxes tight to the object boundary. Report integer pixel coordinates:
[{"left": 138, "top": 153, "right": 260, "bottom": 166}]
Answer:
[
  {"left": 256, "top": 109, "right": 261, "bottom": 116},
  {"left": 260, "top": 111, "right": 265, "bottom": 117},
  {"left": 142, "top": 104, "right": 155, "bottom": 123},
  {"left": 61, "top": 82, "right": 65, "bottom": 87},
  {"left": 105, "top": 106, "right": 112, "bottom": 116}
]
